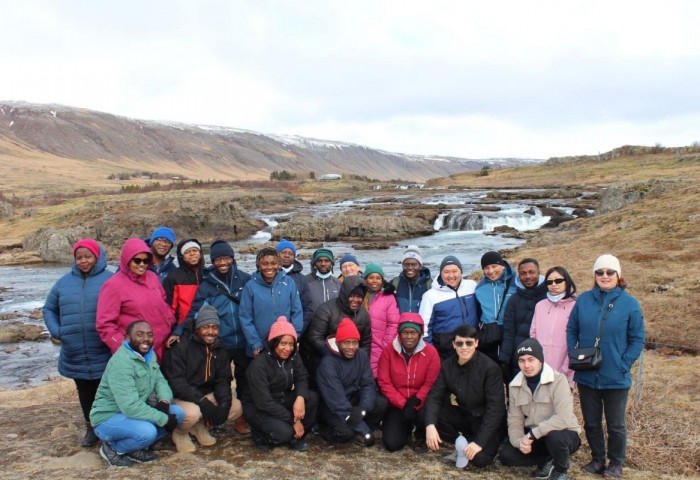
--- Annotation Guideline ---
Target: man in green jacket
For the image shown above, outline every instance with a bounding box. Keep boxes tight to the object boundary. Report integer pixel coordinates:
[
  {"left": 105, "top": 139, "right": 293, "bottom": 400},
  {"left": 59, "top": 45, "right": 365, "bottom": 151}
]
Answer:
[{"left": 90, "top": 320, "right": 184, "bottom": 468}]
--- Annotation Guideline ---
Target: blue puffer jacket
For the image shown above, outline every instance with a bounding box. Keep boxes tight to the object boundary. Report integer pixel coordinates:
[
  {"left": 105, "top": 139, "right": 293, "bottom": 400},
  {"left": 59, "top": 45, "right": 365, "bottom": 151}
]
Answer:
[
  {"left": 239, "top": 269, "right": 303, "bottom": 355},
  {"left": 474, "top": 260, "right": 517, "bottom": 326},
  {"left": 43, "top": 246, "right": 113, "bottom": 380},
  {"left": 391, "top": 266, "right": 432, "bottom": 314},
  {"left": 566, "top": 285, "right": 645, "bottom": 389},
  {"left": 173, "top": 264, "right": 251, "bottom": 350}
]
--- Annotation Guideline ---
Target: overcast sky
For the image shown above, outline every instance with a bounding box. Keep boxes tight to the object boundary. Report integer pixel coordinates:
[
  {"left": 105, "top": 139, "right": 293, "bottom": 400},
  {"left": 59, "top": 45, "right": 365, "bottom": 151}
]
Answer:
[{"left": 2, "top": 1, "right": 699, "bottom": 158}]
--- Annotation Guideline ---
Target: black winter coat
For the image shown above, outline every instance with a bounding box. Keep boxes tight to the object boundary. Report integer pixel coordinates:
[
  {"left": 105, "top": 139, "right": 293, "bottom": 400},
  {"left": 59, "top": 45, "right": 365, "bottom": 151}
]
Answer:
[
  {"left": 499, "top": 280, "right": 548, "bottom": 366},
  {"left": 285, "top": 259, "right": 314, "bottom": 332}
]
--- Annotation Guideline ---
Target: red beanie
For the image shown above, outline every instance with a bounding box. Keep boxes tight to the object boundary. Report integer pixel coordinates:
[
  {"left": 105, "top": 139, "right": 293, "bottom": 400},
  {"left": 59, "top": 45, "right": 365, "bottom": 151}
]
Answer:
[
  {"left": 335, "top": 318, "right": 360, "bottom": 343},
  {"left": 268, "top": 316, "right": 297, "bottom": 341},
  {"left": 72, "top": 238, "right": 100, "bottom": 260}
]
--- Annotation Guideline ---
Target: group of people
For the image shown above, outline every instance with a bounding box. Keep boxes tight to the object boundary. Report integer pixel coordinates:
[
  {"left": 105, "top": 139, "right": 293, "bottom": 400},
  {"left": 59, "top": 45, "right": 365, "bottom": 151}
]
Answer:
[{"left": 43, "top": 226, "right": 645, "bottom": 478}]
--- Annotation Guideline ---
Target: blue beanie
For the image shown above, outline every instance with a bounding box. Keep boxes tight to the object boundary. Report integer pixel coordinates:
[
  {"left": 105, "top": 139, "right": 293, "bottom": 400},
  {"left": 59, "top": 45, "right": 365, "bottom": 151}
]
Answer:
[
  {"left": 339, "top": 254, "right": 360, "bottom": 268},
  {"left": 209, "top": 240, "right": 235, "bottom": 261},
  {"left": 276, "top": 238, "right": 296, "bottom": 256},
  {"left": 440, "top": 255, "right": 462, "bottom": 273},
  {"left": 150, "top": 226, "right": 175, "bottom": 245}
]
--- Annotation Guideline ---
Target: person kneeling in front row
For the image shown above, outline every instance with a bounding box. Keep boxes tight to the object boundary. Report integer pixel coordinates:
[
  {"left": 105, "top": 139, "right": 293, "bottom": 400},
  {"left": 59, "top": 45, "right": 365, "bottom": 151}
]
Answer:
[
  {"left": 90, "top": 320, "right": 184, "bottom": 467},
  {"left": 499, "top": 338, "right": 581, "bottom": 480}
]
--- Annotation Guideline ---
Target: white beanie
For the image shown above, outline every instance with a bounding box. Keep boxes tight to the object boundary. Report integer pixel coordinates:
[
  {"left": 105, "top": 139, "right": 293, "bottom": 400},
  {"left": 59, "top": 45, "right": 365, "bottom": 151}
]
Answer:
[
  {"left": 593, "top": 254, "right": 621, "bottom": 277},
  {"left": 402, "top": 245, "right": 423, "bottom": 265}
]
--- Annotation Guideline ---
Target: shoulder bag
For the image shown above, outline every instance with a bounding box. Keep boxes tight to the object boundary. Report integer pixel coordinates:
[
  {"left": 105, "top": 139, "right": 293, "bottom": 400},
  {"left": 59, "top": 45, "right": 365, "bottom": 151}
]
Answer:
[{"left": 568, "top": 301, "right": 614, "bottom": 371}]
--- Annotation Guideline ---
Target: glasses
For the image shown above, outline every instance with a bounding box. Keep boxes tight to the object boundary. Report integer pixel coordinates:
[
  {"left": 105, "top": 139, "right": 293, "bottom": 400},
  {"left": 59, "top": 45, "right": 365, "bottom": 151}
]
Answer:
[
  {"left": 131, "top": 257, "right": 150, "bottom": 265},
  {"left": 454, "top": 340, "right": 476, "bottom": 348},
  {"left": 595, "top": 269, "right": 617, "bottom": 277},
  {"left": 546, "top": 278, "right": 566, "bottom": 285}
]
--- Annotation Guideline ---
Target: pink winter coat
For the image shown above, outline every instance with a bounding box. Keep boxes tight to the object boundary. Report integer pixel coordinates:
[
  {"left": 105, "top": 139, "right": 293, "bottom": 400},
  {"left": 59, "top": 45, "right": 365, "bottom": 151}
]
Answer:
[
  {"left": 96, "top": 238, "right": 175, "bottom": 362},
  {"left": 367, "top": 289, "right": 400, "bottom": 376},
  {"left": 530, "top": 296, "right": 576, "bottom": 387}
]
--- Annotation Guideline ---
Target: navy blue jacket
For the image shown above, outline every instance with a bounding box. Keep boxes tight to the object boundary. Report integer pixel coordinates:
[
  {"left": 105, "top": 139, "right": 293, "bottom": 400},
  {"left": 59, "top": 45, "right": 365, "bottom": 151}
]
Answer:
[
  {"left": 149, "top": 255, "right": 176, "bottom": 284},
  {"left": 284, "top": 259, "right": 314, "bottom": 332},
  {"left": 499, "top": 276, "right": 548, "bottom": 366},
  {"left": 391, "top": 266, "right": 432, "bottom": 314},
  {"left": 43, "top": 247, "right": 113, "bottom": 380},
  {"left": 567, "top": 285, "right": 644, "bottom": 389}
]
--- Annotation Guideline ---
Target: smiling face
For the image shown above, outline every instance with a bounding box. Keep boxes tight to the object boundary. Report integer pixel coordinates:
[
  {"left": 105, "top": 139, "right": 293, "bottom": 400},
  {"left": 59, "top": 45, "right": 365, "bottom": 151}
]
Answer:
[
  {"left": 258, "top": 254, "right": 280, "bottom": 283},
  {"left": 338, "top": 338, "right": 360, "bottom": 359},
  {"left": 182, "top": 247, "right": 201, "bottom": 267},
  {"left": 213, "top": 255, "right": 234, "bottom": 274},
  {"left": 74, "top": 247, "right": 97, "bottom": 274},
  {"left": 399, "top": 327, "right": 421, "bottom": 353},
  {"left": 441, "top": 265, "right": 462, "bottom": 289},
  {"left": 347, "top": 293, "right": 363, "bottom": 311},
  {"left": 274, "top": 335, "right": 296, "bottom": 360},
  {"left": 595, "top": 269, "right": 619, "bottom": 291},
  {"left": 150, "top": 237, "right": 172, "bottom": 259},
  {"left": 314, "top": 257, "right": 333, "bottom": 274},
  {"left": 402, "top": 258, "right": 421, "bottom": 282},
  {"left": 483, "top": 263, "right": 505, "bottom": 282},
  {"left": 127, "top": 321, "right": 154, "bottom": 355},
  {"left": 518, "top": 354, "right": 543, "bottom": 377},
  {"left": 453, "top": 335, "right": 478, "bottom": 364},
  {"left": 196, "top": 323, "right": 219, "bottom": 346},
  {"left": 365, "top": 273, "right": 383, "bottom": 293},
  {"left": 341, "top": 262, "right": 360, "bottom": 277},
  {"left": 518, "top": 262, "right": 540, "bottom": 289},
  {"left": 546, "top": 271, "right": 567, "bottom": 295},
  {"left": 129, "top": 253, "right": 151, "bottom": 276},
  {"left": 278, "top": 248, "right": 295, "bottom": 268}
]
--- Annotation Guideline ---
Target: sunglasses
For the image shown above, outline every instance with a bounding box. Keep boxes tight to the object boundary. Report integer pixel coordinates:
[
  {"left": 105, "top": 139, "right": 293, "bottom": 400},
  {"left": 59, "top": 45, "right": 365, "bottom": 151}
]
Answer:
[
  {"left": 131, "top": 257, "right": 150, "bottom": 265},
  {"left": 595, "top": 269, "right": 617, "bottom": 277},
  {"left": 546, "top": 278, "right": 566, "bottom": 285},
  {"left": 454, "top": 340, "right": 476, "bottom": 348}
]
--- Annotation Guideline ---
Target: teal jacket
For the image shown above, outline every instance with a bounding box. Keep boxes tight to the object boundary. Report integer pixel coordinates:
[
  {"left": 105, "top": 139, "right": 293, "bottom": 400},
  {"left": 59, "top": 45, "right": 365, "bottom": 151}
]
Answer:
[{"left": 90, "top": 341, "right": 173, "bottom": 427}]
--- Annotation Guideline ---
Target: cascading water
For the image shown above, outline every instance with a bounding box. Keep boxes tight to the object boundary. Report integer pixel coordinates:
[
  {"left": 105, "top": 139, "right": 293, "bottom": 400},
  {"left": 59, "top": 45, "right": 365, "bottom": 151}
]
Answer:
[{"left": 439, "top": 205, "right": 550, "bottom": 232}]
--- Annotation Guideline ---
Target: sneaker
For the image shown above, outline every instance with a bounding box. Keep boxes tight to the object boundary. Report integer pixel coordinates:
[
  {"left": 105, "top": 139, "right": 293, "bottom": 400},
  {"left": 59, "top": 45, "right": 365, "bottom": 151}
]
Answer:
[
  {"left": 551, "top": 472, "right": 569, "bottom": 480},
  {"left": 442, "top": 450, "right": 458, "bottom": 465},
  {"left": 603, "top": 463, "right": 623, "bottom": 478},
  {"left": 533, "top": 459, "right": 554, "bottom": 479},
  {"left": 353, "top": 432, "right": 375, "bottom": 447},
  {"left": 126, "top": 449, "right": 158, "bottom": 464},
  {"left": 582, "top": 459, "right": 606, "bottom": 475},
  {"left": 80, "top": 424, "right": 99, "bottom": 447},
  {"left": 289, "top": 438, "right": 309, "bottom": 452},
  {"left": 99, "top": 442, "right": 133, "bottom": 468}
]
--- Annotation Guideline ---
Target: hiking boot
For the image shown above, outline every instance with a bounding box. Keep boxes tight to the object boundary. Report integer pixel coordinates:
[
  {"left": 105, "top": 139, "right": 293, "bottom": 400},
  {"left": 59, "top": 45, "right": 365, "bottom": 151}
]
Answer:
[
  {"left": 289, "top": 438, "right": 309, "bottom": 452},
  {"left": 582, "top": 459, "right": 606, "bottom": 475},
  {"left": 191, "top": 422, "right": 217, "bottom": 446},
  {"left": 80, "top": 423, "right": 99, "bottom": 447},
  {"left": 603, "top": 463, "right": 623, "bottom": 478},
  {"left": 353, "top": 432, "right": 375, "bottom": 447},
  {"left": 99, "top": 442, "right": 133, "bottom": 468},
  {"left": 412, "top": 441, "right": 428, "bottom": 454},
  {"left": 234, "top": 416, "right": 251, "bottom": 436},
  {"left": 126, "top": 448, "right": 158, "bottom": 464},
  {"left": 532, "top": 459, "right": 554, "bottom": 479},
  {"left": 550, "top": 471, "right": 569, "bottom": 480},
  {"left": 172, "top": 430, "right": 196, "bottom": 453},
  {"left": 442, "top": 450, "right": 458, "bottom": 465}
]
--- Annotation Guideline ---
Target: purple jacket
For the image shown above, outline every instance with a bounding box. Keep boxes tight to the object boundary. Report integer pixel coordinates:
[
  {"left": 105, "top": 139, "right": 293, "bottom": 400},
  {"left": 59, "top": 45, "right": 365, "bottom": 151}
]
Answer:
[{"left": 367, "top": 289, "right": 400, "bottom": 377}]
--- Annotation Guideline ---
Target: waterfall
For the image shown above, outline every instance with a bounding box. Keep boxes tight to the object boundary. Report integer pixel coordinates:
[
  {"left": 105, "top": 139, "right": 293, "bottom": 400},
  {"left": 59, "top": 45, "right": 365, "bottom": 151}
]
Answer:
[
  {"left": 442, "top": 207, "right": 550, "bottom": 232},
  {"left": 433, "top": 212, "right": 449, "bottom": 230}
]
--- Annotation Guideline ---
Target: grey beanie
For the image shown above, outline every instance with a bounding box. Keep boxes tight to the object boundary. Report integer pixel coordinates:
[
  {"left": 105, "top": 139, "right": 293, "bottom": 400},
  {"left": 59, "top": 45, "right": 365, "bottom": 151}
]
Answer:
[
  {"left": 440, "top": 255, "right": 462, "bottom": 273},
  {"left": 195, "top": 305, "right": 220, "bottom": 329}
]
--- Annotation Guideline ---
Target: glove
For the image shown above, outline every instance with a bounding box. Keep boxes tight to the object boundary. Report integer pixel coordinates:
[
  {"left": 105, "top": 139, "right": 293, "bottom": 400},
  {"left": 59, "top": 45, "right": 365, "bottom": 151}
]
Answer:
[
  {"left": 213, "top": 404, "right": 230, "bottom": 426},
  {"left": 345, "top": 406, "right": 365, "bottom": 427},
  {"left": 500, "top": 362, "right": 512, "bottom": 383},
  {"left": 155, "top": 400, "right": 170, "bottom": 415},
  {"left": 164, "top": 413, "right": 179, "bottom": 433},
  {"left": 199, "top": 398, "right": 218, "bottom": 425},
  {"left": 403, "top": 396, "right": 420, "bottom": 422}
]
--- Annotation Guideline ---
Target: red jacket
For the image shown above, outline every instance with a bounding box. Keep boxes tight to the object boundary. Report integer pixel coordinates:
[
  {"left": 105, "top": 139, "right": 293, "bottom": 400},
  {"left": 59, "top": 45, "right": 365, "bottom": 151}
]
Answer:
[{"left": 376, "top": 333, "right": 441, "bottom": 410}]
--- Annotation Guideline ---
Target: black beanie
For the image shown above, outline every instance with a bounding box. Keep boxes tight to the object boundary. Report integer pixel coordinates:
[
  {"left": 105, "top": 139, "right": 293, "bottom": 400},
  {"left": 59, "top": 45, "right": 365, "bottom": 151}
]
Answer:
[
  {"left": 481, "top": 251, "right": 505, "bottom": 269},
  {"left": 516, "top": 338, "right": 544, "bottom": 364},
  {"left": 209, "top": 240, "right": 235, "bottom": 261}
]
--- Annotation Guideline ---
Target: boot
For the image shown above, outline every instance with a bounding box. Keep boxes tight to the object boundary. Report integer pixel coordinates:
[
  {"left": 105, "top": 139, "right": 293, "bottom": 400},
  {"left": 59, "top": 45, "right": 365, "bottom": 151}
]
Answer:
[
  {"left": 191, "top": 422, "right": 216, "bottom": 446},
  {"left": 81, "top": 422, "right": 99, "bottom": 447},
  {"left": 234, "top": 416, "right": 251, "bottom": 436},
  {"left": 172, "top": 429, "right": 196, "bottom": 453}
]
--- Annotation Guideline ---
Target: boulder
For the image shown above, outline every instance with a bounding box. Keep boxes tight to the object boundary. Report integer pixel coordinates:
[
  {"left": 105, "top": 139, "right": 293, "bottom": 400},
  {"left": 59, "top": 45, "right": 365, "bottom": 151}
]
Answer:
[
  {"left": 0, "top": 201, "right": 13, "bottom": 219},
  {"left": 0, "top": 322, "right": 49, "bottom": 343},
  {"left": 22, "top": 226, "right": 90, "bottom": 263}
]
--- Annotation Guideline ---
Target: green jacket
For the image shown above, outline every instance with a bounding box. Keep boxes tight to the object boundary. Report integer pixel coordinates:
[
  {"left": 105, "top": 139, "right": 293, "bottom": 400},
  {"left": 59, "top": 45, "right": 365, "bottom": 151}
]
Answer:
[{"left": 90, "top": 342, "right": 173, "bottom": 427}]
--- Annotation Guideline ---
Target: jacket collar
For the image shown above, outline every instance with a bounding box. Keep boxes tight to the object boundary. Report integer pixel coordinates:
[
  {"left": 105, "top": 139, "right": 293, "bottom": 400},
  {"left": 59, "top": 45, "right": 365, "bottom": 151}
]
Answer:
[{"left": 510, "top": 362, "right": 555, "bottom": 387}]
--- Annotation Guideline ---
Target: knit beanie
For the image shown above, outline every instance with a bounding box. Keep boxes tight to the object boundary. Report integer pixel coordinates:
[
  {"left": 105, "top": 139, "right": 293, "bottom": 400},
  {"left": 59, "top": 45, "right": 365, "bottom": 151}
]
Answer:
[
  {"left": 335, "top": 318, "right": 360, "bottom": 343},
  {"left": 402, "top": 245, "right": 423, "bottom": 265},
  {"left": 268, "top": 316, "right": 297, "bottom": 341},
  {"left": 350, "top": 285, "right": 366, "bottom": 297},
  {"left": 180, "top": 240, "right": 201, "bottom": 256},
  {"left": 593, "top": 254, "right": 621, "bottom": 277},
  {"left": 363, "top": 263, "right": 385, "bottom": 280},
  {"left": 481, "top": 251, "right": 505, "bottom": 269},
  {"left": 312, "top": 248, "right": 334, "bottom": 265},
  {"left": 339, "top": 254, "right": 360, "bottom": 268},
  {"left": 209, "top": 240, "right": 235, "bottom": 261},
  {"left": 516, "top": 338, "right": 544, "bottom": 364},
  {"left": 276, "top": 239, "right": 297, "bottom": 256},
  {"left": 150, "top": 226, "right": 176, "bottom": 245},
  {"left": 73, "top": 238, "right": 100, "bottom": 260},
  {"left": 195, "top": 305, "right": 220, "bottom": 329},
  {"left": 440, "top": 255, "right": 462, "bottom": 273},
  {"left": 398, "top": 312, "right": 424, "bottom": 335}
]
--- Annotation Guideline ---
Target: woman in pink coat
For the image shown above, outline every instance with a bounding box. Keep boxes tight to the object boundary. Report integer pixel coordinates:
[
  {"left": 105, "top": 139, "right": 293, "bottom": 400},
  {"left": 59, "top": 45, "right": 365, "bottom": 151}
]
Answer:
[
  {"left": 96, "top": 238, "right": 176, "bottom": 362},
  {"left": 363, "top": 263, "right": 400, "bottom": 376},
  {"left": 530, "top": 266, "right": 577, "bottom": 387}
]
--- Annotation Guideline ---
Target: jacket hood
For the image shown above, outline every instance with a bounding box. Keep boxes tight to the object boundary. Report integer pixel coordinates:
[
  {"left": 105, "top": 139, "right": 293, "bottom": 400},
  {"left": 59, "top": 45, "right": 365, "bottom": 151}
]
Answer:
[
  {"left": 337, "top": 275, "right": 367, "bottom": 312},
  {"left": 175, "top": 238, "right": 204, "bottom": 272},
  {"left": 119, "top": 238, "right": 152, "bottom": 279},
  {"left": 514, "top": 275, "right": 548, "bottom": 298},
  {"left": 514, "top": 274, "right": 545, "bottom": 290},
  {"left": 290, "top": 259, "right": 304, "bottom": 275},
  {"left": 71, "top": 245, "right": 108, "bottom": 277}
]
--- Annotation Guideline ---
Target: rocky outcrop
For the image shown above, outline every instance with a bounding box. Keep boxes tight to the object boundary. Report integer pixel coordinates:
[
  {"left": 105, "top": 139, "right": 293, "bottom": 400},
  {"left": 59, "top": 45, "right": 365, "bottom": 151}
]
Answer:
[
  {"left": 0, "top": 322, "right": 48, "bottom": 343},
  {"left": 0, "top": 201, "right": 13, "bottom": 219},
  {"left": 597, "top": 180, "right": 676, "bottom": 214},
  {"left": 23, "top": 227, "right": 90, "bottom": 263}
]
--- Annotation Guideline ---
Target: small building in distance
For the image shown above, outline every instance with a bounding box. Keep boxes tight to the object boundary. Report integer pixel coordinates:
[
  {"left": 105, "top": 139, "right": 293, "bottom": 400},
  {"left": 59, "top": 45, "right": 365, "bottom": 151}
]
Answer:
[{"left": 318, "top": 173, "right": 342, "bottom": 181}]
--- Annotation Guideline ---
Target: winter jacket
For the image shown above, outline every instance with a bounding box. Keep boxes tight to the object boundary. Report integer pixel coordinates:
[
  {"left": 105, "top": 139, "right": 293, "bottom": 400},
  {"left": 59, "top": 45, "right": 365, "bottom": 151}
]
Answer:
[
  {"left": 317, "top": 337, "right": 376, "bottom": 424},
  {"left": 424, "top": 350, "right": 505, "bottom": 448},
  {"left": 507, "top": 363, "right": 580, "bottom": 447},
  {"left": 474, "top": 260, "right": 517, "bottom": 326},
  {"left": 163, "top": 238, "right": 204, "bottom": 325},
  {"left": 96, "top": 238, "right": 175, "bottom": 362},
  {"left": 376, "top": 328, "right": 441, "bottom": 410},
  {"left": 566, "top": 285, "right": 645, "bottom": 389},
  {"left": 530, "top": 296, "right": 577, "bottom": 387},
  {"left": 149, "top": 254, "right": 176, "bottom": 284},
  {"left": 391, "top": 266, "right": 432, "bottom": 314},
  {"left": 306, "top": 267, "right": 341, "bottom": 314},
  {"left": 499, "top": 276, "right": 548, "bottom": 366},
  {"left": 239, "top": 270, "right": 303, "bottom": 355},
  {"left": 301, "top": 275, "right": 372, "bottom": 376},
  {"left": 43, "top": 246, "right": 113, "bottom": 380},
  {"left": 244, "top": 346, "right": 311, "bottom": 424},
  {"left": 366, "top": 284, "right": 400, "bottom": 376},
  {"left": 90, "top": 342, "right": 173, "bottom": 428},
  {"left": 161, "top": 333, "right": 232, "bottom": 407},
  {"left": 172, "top": 264, "right": 252, "bottom": 351},
  {"left": 419, "top": 276, "right": 479, "bottom": 359},
  {"left": 283, "top": 259, "right": 314, "bottom": 332}
]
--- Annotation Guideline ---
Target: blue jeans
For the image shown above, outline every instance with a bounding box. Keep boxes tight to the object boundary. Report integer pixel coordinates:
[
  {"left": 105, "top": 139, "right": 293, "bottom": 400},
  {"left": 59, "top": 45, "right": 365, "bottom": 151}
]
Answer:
[
  {"left": 94, "top": 404, "right": 184, "bottom": 454},
  {"left": 577, "top": 384, "right": 629, "bottom": 465}
]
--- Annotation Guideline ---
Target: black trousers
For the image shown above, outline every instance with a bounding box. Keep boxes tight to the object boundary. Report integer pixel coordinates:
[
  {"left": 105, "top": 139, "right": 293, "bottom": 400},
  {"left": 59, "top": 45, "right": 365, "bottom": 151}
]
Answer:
[
  {"left": 74, "top": 378, "right": 101, "bottom": 423},
  {"left": 499, "top": 429, "right": 581, "bottom": 473},
  {"left": 319, "top": 393, "right": 388, "bottom": 443},
  {"left": 436, "top": 405, "right": 504, "bottom": 467},
  {"left": 243, "top": 390, "right": 319, "bottom": 447},
  {"left": 381, "top": 405, "right": 426, "bottom": 452},
  {"left": 227, "top": 348, "right": 251, "bottom": 399}
]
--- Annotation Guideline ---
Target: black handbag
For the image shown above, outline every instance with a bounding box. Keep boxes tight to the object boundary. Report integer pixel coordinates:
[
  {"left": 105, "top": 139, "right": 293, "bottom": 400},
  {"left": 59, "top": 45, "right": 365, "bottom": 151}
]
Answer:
[
  {"left": 568, "top": 302, "right": 614, "bottom": 371},
  {"left": 477, "top": 277, "right": 511, "bottom": 349}
]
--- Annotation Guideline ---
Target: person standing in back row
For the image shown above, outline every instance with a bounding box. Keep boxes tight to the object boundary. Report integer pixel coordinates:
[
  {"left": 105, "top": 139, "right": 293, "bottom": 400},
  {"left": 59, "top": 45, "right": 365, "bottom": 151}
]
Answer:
[
  {"left": 306, "top": 248, "right": 341, "bottom": 315},
  {"left": 392, "top": 245, "right": 432, "bottom": 314},
  {"left": 276, "top": 239, "right": 314, "bottom": 332},
  {"left": 147, "top": 226, "right": 177, "bottom": 284}
]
